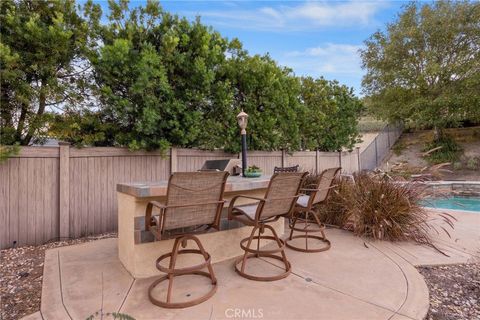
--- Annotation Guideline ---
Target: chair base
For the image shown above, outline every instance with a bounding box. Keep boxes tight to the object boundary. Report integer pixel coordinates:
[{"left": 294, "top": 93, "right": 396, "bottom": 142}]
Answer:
[
  {"left": 235, "top": 224, "right": 291, "bottom": 282},
  {"left": 287, "top": 210, "right": 331, "bottom": 253},
  {"left": 234, "top": 252, "right": 291, "bottom": 281},
  {"left": 285, "top": 234, "right": 331, "bottom": 253},
  {"left": 148, "top": 235, "right": 217, "bottom": 309},
  {"left": 148, "top": 271, "right": 217, "bottom": 309}
]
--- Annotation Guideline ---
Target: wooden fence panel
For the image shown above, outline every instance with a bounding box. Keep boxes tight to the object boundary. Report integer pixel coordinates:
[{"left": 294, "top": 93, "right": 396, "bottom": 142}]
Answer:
[
  {"left": 68, "top": 150, "right": 170, "bottom": 238},
  {"left": 0, "top": 127, "right": 402, "bottom": 249},
  {"left": 248, "top": 151, "right": 282, "bottom": 174},
  {"left": 286, "top": 152, "right": 317, "bottom": 173},
  {"left": 177, "top": 149, "right": 235, "bottom": 172},
  {"left": 0, "top": 154, "right": 60, "bottom": 249},
  {"left": 345, "top": 151, "right": 361, "bottom": 174},
  {"left": 317, "top": 152, "right": 342, "bottom": 173}
]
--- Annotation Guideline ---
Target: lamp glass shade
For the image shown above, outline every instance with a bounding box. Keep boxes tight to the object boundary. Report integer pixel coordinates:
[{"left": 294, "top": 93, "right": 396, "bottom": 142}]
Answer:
[{"left": 236, "top": 110, "right": 248, "bottom": 133}]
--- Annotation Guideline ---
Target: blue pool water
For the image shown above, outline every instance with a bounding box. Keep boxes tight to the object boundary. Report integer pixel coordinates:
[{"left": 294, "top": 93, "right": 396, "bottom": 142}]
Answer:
[{"left": 421, "top": 196, "right": 480, "bottom": 212}]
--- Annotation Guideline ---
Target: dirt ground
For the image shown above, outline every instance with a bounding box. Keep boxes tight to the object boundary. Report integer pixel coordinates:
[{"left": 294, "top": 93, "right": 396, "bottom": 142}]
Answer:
[
  {"left": 0, "top": 233, "right": 117, "bottom": 320},
  {"left": 381, "top": 127, "right": 480, "bottom": 181}
]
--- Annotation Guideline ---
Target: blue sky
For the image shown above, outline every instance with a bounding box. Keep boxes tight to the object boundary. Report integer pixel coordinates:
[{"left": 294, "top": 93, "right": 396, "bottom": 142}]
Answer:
[{"left": 90, "top": 1, "right": 409, "bottom": 95}]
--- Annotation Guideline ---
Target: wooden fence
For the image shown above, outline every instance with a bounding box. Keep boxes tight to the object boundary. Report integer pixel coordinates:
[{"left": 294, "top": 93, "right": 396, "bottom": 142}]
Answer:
[{"left": 0, "top": 141, "right": 383, "bottom": 249}]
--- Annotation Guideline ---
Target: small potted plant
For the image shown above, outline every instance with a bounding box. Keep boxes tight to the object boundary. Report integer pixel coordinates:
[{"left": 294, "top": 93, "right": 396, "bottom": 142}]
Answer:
[{"left": 244, "top": 165, "right": 262, "bottom": 178}]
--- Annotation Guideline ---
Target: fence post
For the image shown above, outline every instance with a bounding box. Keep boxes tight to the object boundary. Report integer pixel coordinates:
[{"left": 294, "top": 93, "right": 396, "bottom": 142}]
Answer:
[
  {"left": 315, "top": 149, "right": 319, "bottom": 174},
  {"left": 170, "top": 147, "right": 177, "bottom": 173},
  {"left": 338, "top": 151, "right": 342, "bottom": 169},
  {"left": 356, "top": 147, "right": 361, "bottom": 172},
  {"left": 281, "top": 149, "right": 286, "bottom": 168},
  {"left": 374, "top": 137, "right": 378, "bottom": 167},
  {"left": 387, "top": 125, "right": 391, "bottom": 147},
  {"left": 58, "top": 142, "right": 70, "bottom": 238}
]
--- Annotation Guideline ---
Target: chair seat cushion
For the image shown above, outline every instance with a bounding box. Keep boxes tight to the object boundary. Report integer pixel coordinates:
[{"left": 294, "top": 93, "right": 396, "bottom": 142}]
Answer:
[
  {"left": 232, "top": 203, "right": 258, "bottom": 220},
  {"left": 296, "top": 195, "right": 310, "bottom": 208}
]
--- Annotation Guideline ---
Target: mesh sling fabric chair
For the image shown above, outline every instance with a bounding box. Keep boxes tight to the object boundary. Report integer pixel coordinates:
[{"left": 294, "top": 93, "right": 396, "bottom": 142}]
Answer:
[
  {"left": 273, "top": 165, "right": 299, "bottom": 173},
  {"left": 228, "top": 172, "right": 307, "bottom": 281},
  {"left": 286, "top": 167, "right": 341, "bottom": 253},
  {"left": 144, "top": 171, "right": 229, "bottom": 308}
]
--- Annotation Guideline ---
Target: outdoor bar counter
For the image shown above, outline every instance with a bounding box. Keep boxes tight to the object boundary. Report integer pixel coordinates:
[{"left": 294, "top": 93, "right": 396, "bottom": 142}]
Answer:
[{"left": 117, "top": 175, "right": 284, "bottom": 278}]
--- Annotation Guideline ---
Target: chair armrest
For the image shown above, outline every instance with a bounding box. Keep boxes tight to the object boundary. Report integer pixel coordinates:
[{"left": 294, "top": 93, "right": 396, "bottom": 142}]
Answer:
[
  {"left": 145, "top": 201, "right": 166, "bottom": 232},
  {"left": 300, "top": 185, "right": 337, "bottom": 192}
]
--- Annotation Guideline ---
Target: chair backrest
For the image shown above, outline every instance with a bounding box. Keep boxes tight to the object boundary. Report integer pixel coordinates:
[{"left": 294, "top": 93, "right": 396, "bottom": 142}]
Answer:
[
  {"left": 163, "top": 171, "right": 229, "bottom": 231},
  {"left": 273, "top": 165, "right": 299, "bottom": 173},
  {"left": 259, "top": 172, "right": 307, "bottom": 219},
  {"left": 310, "top": 167, "right": 341, "bottom": 206}
]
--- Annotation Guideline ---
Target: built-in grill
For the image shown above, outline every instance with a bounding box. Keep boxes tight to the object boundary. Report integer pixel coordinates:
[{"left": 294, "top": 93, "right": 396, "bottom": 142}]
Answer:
[{"left": 200, "top": 159, "right": 241, "bottom": 176}]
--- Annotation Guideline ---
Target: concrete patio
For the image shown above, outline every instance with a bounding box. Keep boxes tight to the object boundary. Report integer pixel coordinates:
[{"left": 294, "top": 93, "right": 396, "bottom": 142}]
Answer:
[{"left": 31, "top": 209, "right": 479, "bottom": 320}]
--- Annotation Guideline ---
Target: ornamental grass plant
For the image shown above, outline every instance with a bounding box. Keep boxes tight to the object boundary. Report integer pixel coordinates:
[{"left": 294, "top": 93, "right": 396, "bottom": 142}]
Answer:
[{"left": 311, "top": 171, "right": 455, "bottom": 250}]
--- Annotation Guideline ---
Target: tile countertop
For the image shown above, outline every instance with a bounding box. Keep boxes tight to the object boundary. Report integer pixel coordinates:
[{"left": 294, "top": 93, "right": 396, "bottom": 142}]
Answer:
[{"left": 117, "top": 175, "right": 272, "bottom": 198}]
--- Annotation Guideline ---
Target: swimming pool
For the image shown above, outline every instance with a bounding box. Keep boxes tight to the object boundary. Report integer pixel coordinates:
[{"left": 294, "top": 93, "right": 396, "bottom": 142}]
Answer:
[{"left": 421, "top": 196, "right": 480, "bottom": 212}]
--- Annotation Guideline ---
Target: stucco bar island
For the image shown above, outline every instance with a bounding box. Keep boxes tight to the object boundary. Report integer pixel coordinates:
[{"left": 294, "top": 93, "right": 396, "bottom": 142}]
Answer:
[{"left": 116, "top": 175, "right": 284, "bottom": 278}]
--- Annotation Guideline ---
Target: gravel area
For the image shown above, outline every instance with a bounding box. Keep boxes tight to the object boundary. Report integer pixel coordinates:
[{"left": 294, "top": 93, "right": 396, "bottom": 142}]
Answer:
[
  {"left": 0, "top": 233, "right": 117, "bottom": 320},
  {"left": 418, "top": 263, "right": 480, "bottom": 320}
]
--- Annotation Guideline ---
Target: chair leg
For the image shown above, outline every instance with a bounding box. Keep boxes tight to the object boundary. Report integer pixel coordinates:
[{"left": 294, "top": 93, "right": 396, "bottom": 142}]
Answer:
[
  {"left": 288, "top": 216, "right": 298, "bottom": 240},
  {"left": 148, "top": 235, "right": 218, "bottom": 309},
  {"left": 166, "top": 237, "right": 181, "bottom": 303},
  {"left": 235, "top": 223, "right": 291, "bottom": 282},
  {"left": 240, "top": 226, "right": 258, "bottom": 273},
  {"left": 286, "top": 210, "right": 331, "bottom": 253}
]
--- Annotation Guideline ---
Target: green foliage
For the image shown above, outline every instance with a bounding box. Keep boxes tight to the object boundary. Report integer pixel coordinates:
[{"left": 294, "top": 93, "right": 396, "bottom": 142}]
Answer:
[
  {"left": 48, "top": 111, "right": 116, "bottom": 147},
  {"left": 0, "top": 0, "right": 97, "bottom": 145},
  {"left": 452, "top": 161, "right": 463, "bottom": 171},
  {"left": 423, "top": 135, "right": 462, "bottom": 164},
  {"left": 357, "top": 116, "right": 387, "bottom": 132},
  {"left": 361, "top": 1, "right": 480, "bottom": 131},
  {"left": 91, "top": 1, "right": 233, "bottom": 152},
  {"left": 466, "top": 157, "right": 479, "bottom": 170},
  {"left": 86, "top": 311, "right": 135, "bottom": 320},
  {"left": 299, "top": 77, "right": 362, "bottom": 151},
  {"left": 0, "top": 144, "right": 20, "bottom": 163},
  {"left": 1, "top": 0, "right": 362, "bottom": 153},
  {"left": 392, "top": 141, "right": 406, "bottom": 156},
  {"left": 246, "top": 165, "right": 261, "bottom": 173},
  {"left": 219, "top": 54, "right": 304, "bottom": 152}
]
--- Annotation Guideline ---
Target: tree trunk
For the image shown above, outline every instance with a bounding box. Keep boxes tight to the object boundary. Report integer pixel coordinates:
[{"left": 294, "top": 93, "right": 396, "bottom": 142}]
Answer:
[
  {"left": 433, "top": 126, "right": 444, "bottom": 142},
  {"left": 23, "top": 81, "right": 47, "bottom": 145}
]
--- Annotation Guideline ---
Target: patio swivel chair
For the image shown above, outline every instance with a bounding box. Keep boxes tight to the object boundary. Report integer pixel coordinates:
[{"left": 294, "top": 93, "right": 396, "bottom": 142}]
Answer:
[
  {"left": 145, "top": 171, "right": 229, "bottom": 308},
  {"left": 286, "top": 167, "right": 341, "bottom": 253},
  {"left": 228, "top": 172, "right": 307, "bottom": 281}
]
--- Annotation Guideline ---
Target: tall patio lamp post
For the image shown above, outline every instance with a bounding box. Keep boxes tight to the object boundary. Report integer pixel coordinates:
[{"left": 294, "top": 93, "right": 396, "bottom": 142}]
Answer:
[{"left": 237, "top": 110, "right": 249, "bottom": 177}]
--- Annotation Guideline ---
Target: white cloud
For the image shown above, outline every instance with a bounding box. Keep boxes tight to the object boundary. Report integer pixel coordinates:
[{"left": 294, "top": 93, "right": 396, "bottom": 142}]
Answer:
[
  {"left": 283, "top": 43, "right": 363, "bottom": 75},
  {"left": 184, "top": 1, "right": 386, "bottom": 31}
]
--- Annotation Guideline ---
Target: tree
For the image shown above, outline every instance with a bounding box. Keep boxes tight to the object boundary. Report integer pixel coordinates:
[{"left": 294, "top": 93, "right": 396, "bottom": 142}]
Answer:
[
  {"left": 0, "top": 0, "right": 96, "bottom": 145},
  {"left": 299, "top": 77, "right": 362, "bottom": 151},
  {"left": 216, "top": 53, "right": 303, "bottom": 152},
  {"left": 360, "top": 1, "right": 480, "bottom": 140},
  {"left": 90, "top": 0, "right": 234, "bottom": 151}
]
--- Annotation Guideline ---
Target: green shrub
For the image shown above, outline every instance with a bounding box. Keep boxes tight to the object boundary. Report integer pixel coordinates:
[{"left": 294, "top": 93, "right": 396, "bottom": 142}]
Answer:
[
  {"left": 453, "top": 162, "right": 463, "bottom": 170},
  {"left": 0, "top": 144, "right": 20, "bottom": 163},
  {"left": 466, "top": 157, "right": 479, "bottom": 170},
  {"left": 423, "top": 135, "right": 462, "bottom": 164},
  {"left": 392, "top": 141, "right": 406, "bottom": 156}
]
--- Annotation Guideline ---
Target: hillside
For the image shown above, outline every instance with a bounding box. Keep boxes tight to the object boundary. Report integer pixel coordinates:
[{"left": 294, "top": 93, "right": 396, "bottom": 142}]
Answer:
[{"left": 381, "top": 127, "right": 480, "bottom": 181}]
